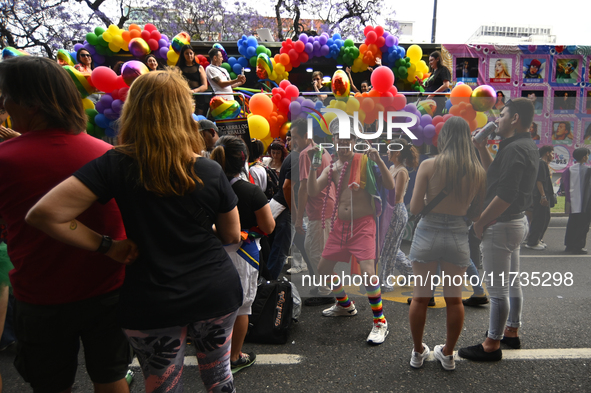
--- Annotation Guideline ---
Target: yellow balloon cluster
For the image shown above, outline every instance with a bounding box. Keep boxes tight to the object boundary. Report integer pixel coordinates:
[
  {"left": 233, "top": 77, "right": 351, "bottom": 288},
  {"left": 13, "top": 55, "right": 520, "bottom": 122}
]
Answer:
[
  {"left": 406, "top": 45, "right": 430, "bottom": 83},
  {"left": 351, "top": 52, "right": 369, "bottom": 73},
  {"left": 268, "top": 57, "right": 289, "bottom": 82},
  {"left": 322, "top": 97, "right": 363, "bottom": 134},
  {"left": 102, "top": 24, "right": 130, "bottom": 53}
]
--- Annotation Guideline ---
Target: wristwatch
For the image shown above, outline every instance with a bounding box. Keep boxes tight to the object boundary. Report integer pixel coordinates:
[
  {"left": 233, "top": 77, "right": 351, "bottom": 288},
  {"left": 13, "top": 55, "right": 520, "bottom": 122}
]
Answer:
[
  {"left": 541, "top": 195, "right": 547, "bottom": 200},
  {"left": 96, "top": 235, "right": 113, "bottom": 254}
]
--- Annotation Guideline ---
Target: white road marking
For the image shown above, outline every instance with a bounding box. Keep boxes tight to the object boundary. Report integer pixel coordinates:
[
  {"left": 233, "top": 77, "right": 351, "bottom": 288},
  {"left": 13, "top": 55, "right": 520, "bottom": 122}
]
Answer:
[
  {"left": 520, "top": 255, "right": 591, "bottom": 258},
  {"left": 425, "top": 348, "right": 591, "bottom": 362},
  {"left": 131, "top": 354, "right": 303, "bottom": 368}
]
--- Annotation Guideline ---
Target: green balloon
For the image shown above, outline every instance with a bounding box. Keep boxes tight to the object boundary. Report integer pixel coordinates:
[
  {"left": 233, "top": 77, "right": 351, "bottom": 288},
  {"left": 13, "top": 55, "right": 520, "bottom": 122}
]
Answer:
[
  {"left": 337, "top": 54, "right": 344, "bottom": 64},
  {"left": 86, "top": 122, "right": 95, "bottom": 135},
  {"left": 249, "top": 56, "right": 257, "bottom": 67},
  {"left": 97, "top": 35, "right": 107, "bottom": 47},
  {"left": 230, "top": 72, "right": 237, "bottom": 79},
  {"left": 221, "top": 62, "right": 231, "bottom": 72},
  {"left": 94, "top": 27, "right": 105, "bottom": 36},
  {"left": 86, "top": 33, "right": 98, "bottom": 46},
  {"left": 94, "top": 125, "right": 105, "bottom": 138},
  {"left": 266, "top": 48, "right": 271, "bottom": 57},
  {"left": 399, "top": 66, "right": 408, "bottom": 78},
  {"left": 352, "top": 48, "right": 359, "bottom": 58},
  {"left": 95, "top": 45, "right": 107, "bottom": 55},
  {"left": 85, "top": 108, "right": 98, "bottom": 122},
  {"left": 256, "top": 45, "right": 266, "bottom": 55},
  {"left": 344, "top": 39, "right": 354, "bottom": 47}
]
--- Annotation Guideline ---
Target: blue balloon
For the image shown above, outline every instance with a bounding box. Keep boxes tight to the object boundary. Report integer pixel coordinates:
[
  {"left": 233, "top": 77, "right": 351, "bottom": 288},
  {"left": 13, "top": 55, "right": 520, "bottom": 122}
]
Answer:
[
  {"left": 327, "top": 39, "right": 334, "bottom": 46},
  {"left": 196, "top": 115, "right": 207, "bottom": 121},
  {"left": 445, "top": 99, "right": 453, "bottom": 111},
  {"left": 94, "top": 113, "right": 109, "bottom": 129},
  {"left": 105, "top": 127, "right": 117, "bottom": 137},
  {"left": 228, "top": 57, "right": 237, "bottom": 66},
  {"left": 246, "top": 36, "right": 258, "bottom": 47},
  {"left": 333, "top": 33, "right": 341, "bottom": 41},
  {"left": 232, "top": 63, "right": 243, "bottom": 75},
  {"left": 238, "top": 46, "right": 246, "bottom": 56},
  {"left": 314, "top": 100, "right": 324, "bottom": 110},
  {"left": 246, "top": 46, "right": 256, "bottom": 58},
  {"left": 238, "top": 57, "right": 249, "bottom": 67}
]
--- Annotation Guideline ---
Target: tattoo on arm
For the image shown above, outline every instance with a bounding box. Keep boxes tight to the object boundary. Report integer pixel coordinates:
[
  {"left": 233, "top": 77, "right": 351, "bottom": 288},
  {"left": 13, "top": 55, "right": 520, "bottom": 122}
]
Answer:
[{"left": 69, "top": 220, "right": 77, "bottom": 230}]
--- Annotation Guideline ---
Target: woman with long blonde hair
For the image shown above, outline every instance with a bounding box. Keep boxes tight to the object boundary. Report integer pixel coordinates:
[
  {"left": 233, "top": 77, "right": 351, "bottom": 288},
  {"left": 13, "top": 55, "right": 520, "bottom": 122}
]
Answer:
[
  {"left": 494, "top": 59, "right": 511, "bottom": 79},
  {"left": 407, "top": 116, "right": 486, "bottom": 371},
  {"left": 26, "top": 69, "right": 243, "bottom": 393}
]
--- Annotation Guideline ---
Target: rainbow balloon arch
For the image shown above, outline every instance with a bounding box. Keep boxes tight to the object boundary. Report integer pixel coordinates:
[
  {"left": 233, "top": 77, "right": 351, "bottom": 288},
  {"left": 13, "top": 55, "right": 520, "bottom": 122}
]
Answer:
[{"left": 1, "top": 23, "right": 499, "bottom": 148}]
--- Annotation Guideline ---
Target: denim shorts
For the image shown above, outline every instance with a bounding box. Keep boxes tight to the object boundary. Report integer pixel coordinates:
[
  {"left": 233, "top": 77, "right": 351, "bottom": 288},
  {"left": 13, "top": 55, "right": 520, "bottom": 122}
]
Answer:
[{"left": 408, "top": 213, "right": 471, "bottom": 267}]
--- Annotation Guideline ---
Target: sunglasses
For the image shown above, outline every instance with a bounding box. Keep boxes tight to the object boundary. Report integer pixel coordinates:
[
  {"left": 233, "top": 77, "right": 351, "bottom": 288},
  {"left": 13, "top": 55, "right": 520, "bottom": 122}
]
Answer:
[{"left": 80, "top": 54, "right": 92, "bottom": 58}]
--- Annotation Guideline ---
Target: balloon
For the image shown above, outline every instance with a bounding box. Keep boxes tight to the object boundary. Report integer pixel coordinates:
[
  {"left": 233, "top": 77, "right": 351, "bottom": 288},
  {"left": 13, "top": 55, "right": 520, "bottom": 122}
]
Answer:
[
  {"left": 423, "top": 124, "right": 436, "bottom": 139},
  {"left": 279, "top": 121, "right": 290, "bottom": 139},
  {"left": 470, "top": 85, "right": 497, "bottom": 112},
  {"left": 81, "top": 98, "right": 95, "bottom": 111},
  {"left": 249, "top": 93, "right": 274, "bottom": 119},
  {"left": 331, "top": 70, "right": 350, "bottom": 98},
  {"left": 210, "top": 96, "right": 241, "bottom": 120},
  {"left": 121, "top": 60, "right": 149, "bottom": 86},
  {"left": 475, "top": 111, "right": 488, "bottom": 128},
  {"left": 128, "top": 38, "right": 150, "bottom": 57},
  {"left": 407, "top": 45, "right": 423, "bottom": 63},
  {"left": 371, "top": 66, "right": 395, "bottom": 93},
  {"left": 248, "top": 115, "right": 270, "bottom": 139},
  {"left": 450, "top": 84, "right": 473, "bottom": 105},
  {"left": 171, "top": 32, "right": 191, "bottom": 53},
  {"left": 366, "top": 31, "right": 377, "bottom": 44},
  {"left": 147, "top": 39, "right": 159, "bottom": 51},
  {"left": 111, "top": 99, "right": 124, "bottom": 114},
  {"left": 90, "top": 66, "right": 118, "bottom": 93}
]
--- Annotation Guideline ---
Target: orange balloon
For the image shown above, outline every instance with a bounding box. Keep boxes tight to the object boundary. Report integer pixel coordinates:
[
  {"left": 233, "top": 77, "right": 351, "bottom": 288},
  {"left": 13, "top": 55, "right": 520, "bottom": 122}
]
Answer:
[
  {"left": 122, "top": 31, "right": 131, "bottom": 42},
  {"left": 359, "top": 44, "right": 368, "bottom": 53},
  {"left": 249, "top": 93, "right": 274, "bottom": 119},
  {"left": 285, "top": 63, "right": 292, "bottom": 72},
  {"left": 270, "top": 126, "right": 280, "bottom": 139},
  {"left": 368, "top": 89, "right": 380, "bottom": 97},
  {"left": 279, "top": 53, "right": 290, "bottom": 66},
  {"left": 130, "top": 29, "right": 141, "bottom": 39},
  {"left": 129, "top": 24, "right": 142, "bottom": 32},
  {"left": 450, "top": 84, "right": 473, "bottom": 105},
  {"left": 449, "top": 105, "right": 461, "bottom": 116},
  {"left": 279, "top": 121, "right": 290, "bottom": 139},
  {"left": 468, "top": 119, "right": 478, "bottom": 132},
  {"left": 368, "top": 44, "right": 378, "bottom": 54}
]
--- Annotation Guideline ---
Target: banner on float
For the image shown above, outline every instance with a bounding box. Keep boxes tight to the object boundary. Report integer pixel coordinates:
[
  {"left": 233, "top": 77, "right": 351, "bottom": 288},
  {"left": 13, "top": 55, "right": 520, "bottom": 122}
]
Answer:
[
  {"left": 216, "top": 118, "right": 251, "bottom": 148},
  {"left": 441, "top": 44, "right": 591, "bottom": 172}
]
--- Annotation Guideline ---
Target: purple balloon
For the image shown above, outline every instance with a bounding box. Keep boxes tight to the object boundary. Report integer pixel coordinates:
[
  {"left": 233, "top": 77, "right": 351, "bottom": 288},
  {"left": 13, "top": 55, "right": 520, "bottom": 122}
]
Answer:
[
  {"left": 423, "top": 124, "right": 436, "bottom": 139},
  {"left": 83, "top": 44, "right": 96, "bottom": 55},
  {"left": 383, "top": 32, "right": 390, "bottom": 38},
  {"left": 318, "top": 35, "right": 327, "bottom": 45},
  {"left": 74, "top": 43, "right": 84, "bottom": 52},
  {"left": 385, "top": 35, "right": 396, "bottom": 47},
  {"left": 111, "top": 99, "right": 124, "bottom": 114},
  {"left": 320, "top": 45, "right": 330, "bottom": 56},
  {"left": 305, "top": 43, "right": 314, "bottom": 54},
  {"left": 313, "top": 41, "right": 321, "bottom": 51},
  {"left": 392, "top": 36, "right": 399, "bottom": 46},
  {"left": 420, "top": 114, "right": 433, "bottom": 128},
  {"left": 299, "top": 33, "right": 308, "bottom": 43},
  {"left": 302, "top": 99, "right": 315, "bottom": 110},
  {"left": 158, "top": 39, "right": 168, "bottom": 48},
  {"left": 160, "top": 34, "right": 169, "bottom": 41},
  {"left": 95, "top": 101, "right": 105, "bottom": 114},
  {"left": 159, "top": 47, "right": 168, "bottom": 58},
  {"left": 103, "top": 108, "right": 118, "bottom": 120},
  {"left": 414, "top": 133, "right": 424, "bottom": 146},
  {"left": 295, "top": 96, "right": 305, "bottom": 104},
  {"left": 100, "top": 93, "right": 113, "bottom": 107},
  {"left": 290, "top": 101, "right": 301, "bottom": 116},
  {"left": 93, "top": 54, "right": 105, "bottom": 64}
]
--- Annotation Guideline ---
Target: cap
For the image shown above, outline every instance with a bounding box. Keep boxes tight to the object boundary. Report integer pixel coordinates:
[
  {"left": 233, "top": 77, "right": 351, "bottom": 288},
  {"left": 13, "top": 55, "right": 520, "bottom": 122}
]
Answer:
[
  {"left": 198, "top": 119, "right": 219, "bottom": 134},
  {"left": 530, "top": 59, "right": 541, "bottom": 68}
]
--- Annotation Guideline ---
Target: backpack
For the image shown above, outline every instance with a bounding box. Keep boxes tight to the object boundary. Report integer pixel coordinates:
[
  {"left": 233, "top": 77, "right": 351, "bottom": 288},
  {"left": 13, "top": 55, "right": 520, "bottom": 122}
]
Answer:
[
  {"left": 255, "top": 162, "right": 280, "bottom": 200},
  {"left": 245, "top": 277, "right": 293, "bottom": 344}
]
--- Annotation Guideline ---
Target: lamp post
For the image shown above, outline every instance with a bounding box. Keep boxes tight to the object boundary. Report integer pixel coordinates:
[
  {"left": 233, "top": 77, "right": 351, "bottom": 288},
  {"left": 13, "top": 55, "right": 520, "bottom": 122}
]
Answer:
[{"left": 431, "top": 0, "right": 438, "bottom": 43}]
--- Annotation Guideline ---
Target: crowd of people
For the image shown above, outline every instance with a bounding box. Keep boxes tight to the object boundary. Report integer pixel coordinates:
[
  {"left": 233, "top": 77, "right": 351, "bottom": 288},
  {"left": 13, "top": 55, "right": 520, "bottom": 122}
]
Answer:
[{"left": 0, "top": 47, "right": 587, "bottom": 393}]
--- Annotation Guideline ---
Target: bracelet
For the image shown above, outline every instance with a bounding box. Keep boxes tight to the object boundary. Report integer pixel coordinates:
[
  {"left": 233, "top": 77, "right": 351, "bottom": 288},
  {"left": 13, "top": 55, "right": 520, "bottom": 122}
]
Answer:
[
  {"left": 541, "top": 195, "right": 547, "bottom": 199},
  {"left": 96, "top": 235, "right": 113, "bottom": 254}
]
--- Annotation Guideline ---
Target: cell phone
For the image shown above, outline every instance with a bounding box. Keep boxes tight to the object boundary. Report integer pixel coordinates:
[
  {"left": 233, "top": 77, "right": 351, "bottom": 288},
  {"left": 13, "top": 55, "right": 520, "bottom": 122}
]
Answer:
[{"left": 241, "top": 68, "right": 244, "bottom": 76}]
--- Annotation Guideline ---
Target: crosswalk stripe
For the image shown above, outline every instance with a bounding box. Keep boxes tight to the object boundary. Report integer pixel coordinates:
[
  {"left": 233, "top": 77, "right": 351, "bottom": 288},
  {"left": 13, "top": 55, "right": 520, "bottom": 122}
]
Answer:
[
  {"left": 426, "top": 348, "right": 591, "bottom": 362},
  {"left": 130, "top": 354, "right": 304, "bottom": 368}
]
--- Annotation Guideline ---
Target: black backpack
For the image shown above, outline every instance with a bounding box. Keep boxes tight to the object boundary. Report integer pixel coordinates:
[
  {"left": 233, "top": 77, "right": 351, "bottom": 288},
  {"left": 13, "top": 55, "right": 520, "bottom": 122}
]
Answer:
[
  {"left": 245, "top": 278, "right": 293, "bottom": 344},
  {"left": 256, "top": 162, "right": 280, "bottom": 200}
]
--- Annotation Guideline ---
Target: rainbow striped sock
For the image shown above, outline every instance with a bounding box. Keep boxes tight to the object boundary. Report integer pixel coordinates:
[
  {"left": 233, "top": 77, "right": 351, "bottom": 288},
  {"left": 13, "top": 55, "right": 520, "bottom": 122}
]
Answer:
[
  {"left": 366, "top": 284, "right": 385, "bottom": 324},
  {"left": 331, "top": 277, "right": 351, "bottom": 308}
]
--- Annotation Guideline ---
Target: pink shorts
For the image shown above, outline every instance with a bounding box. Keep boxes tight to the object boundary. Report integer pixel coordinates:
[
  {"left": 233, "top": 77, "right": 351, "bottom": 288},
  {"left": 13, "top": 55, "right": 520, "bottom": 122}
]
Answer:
[{"left": 322, "top": 215, "right": 376, "bottom": 262}]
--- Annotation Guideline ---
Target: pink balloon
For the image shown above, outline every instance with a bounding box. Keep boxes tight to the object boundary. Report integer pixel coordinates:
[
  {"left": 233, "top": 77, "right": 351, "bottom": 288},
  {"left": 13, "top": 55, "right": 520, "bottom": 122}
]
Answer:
[
  {"left": 279, "top": 80, "right": 291, "bottom": 90},
  {"left": 285, "top": 85, "right": 299, "bottom": 99},
  {"left": 91, "top": 66, "right": 118, "bottom": 93},
  {"left": 371, "top": 66, "right": 394, "bottom": 94}
]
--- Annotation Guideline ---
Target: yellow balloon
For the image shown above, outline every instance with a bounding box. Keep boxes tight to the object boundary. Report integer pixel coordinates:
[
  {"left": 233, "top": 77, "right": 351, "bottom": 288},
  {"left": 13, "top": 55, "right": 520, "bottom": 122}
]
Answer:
[
  {"left": 407, "top": 44, "right": 423, "bottom": 63},
  {"left": 346, "top": 97, "right": 360, "bottom": 114},
  {"left": 108, "top": 42, "right": 119, "bottom": 52},
  {"left": 81, "top": 98, "right": 94, "bottom": 111},
  {"left": 322, "top": 112, "right": 337, "bottom": 134},
  {"left": 334, "top": 100, "right": 347, "bottom": 111},
  {"left": 248, "top": 115, "right": 270, "bottom": 139},
  {"left": 108, "top": 24, "right": 119, "bottom": 34},
  {"left": 102, "top": 32, "right": 113, "bottom": 43},
  {"left": 261, "top": 135, "right": 274, "bottom": 153},
  {"left": 476, "top": 111, "right": 488, "bottom": 128}
]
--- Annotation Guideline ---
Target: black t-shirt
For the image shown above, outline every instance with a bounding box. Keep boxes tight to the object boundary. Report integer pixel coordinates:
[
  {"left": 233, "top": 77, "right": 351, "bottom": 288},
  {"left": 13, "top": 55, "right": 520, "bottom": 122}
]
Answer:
[
  {"left": 273, "top": 151, "right": 300, "bottom": 208},
  {"left": 533, "top": 159, "right": 555, "bottom": 207},
  {"left": 424, "top": 66, "right": 451, "bottom": 93},
  {"left": 232, "top": 179, "right": 268, "bottom": 229},
  {"left": 74, "top": 150, "right": 242, "bottom": 330},
  {"left": 484, "top": 133, "right": 539, "bottom": 215}
]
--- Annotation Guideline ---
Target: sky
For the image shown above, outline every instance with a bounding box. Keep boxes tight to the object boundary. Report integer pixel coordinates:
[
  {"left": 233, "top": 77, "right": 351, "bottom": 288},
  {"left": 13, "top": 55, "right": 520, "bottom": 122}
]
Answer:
[{"left": 250, "top": 0, "right": 591, "bottom": 45}]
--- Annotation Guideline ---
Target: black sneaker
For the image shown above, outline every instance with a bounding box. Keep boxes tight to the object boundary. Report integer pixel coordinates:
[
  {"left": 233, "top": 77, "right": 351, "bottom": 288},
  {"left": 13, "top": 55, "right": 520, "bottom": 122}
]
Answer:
[
  {"left": 484, "top": 330, "right": 521, "bottom": 349},
  {"left": 407, "top": 297, "right": 436, "bottom": 307},
  {"left": 458, "top": 344, "right": 502, "bottom": 361},
  {"left": 231, "top": 352, "right": 256, "bottom": 374},
  {"left": 462, "top": 295, "right": 489, "bottom": 307}
]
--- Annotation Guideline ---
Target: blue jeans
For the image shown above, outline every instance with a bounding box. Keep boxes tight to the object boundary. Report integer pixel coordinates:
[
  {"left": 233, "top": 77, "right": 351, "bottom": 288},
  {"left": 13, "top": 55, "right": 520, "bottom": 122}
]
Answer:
[
  {"left": 267, "top": 209, "right": 294, "bottom": 279},
  {"left": 481, "top": 217, "right": 528, "bottom": 341}
]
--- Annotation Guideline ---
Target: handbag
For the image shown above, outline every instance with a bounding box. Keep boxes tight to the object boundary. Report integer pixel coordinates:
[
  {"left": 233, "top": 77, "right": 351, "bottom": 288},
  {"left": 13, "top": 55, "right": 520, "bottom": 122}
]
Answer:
[{"left": 407, "top": 188, "right": 449, "bottom": 230}]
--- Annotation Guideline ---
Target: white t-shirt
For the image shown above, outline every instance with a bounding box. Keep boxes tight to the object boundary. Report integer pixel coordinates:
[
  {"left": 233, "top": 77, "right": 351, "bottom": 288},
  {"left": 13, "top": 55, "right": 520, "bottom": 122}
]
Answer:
[
  {"left": 206, "top": 65, "right": 234, "bottom": 100},
  {"left": 249, "top": 165, "right": 267, "bottom": 193}
]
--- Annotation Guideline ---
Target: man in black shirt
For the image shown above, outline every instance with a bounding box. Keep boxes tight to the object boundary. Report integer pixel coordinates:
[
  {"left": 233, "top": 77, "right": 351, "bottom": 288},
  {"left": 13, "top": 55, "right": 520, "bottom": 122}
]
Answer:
[
  {"left": 525, "top": 145, "right": 555, "bottom": 250},
  {"left": 460, "top": 98, "right": 538, "bottom": 362}
]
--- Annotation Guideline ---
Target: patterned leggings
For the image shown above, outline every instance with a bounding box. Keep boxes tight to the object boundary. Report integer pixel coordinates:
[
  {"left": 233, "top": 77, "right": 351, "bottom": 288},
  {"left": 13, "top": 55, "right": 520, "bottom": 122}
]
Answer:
[
  {"left": 378, "top": 202, "right": 413, "bottom": 289},
  {"left": 124, "top": 310, "right": 238, "bottom": 393}
]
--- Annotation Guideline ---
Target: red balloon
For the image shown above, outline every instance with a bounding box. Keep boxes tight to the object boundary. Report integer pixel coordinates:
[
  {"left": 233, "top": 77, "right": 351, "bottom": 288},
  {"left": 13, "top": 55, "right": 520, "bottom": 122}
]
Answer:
[
  {"left": 365, "top": 31, "right": 377, "bottom": 44},
  {"left": 392, "top": 94, "right": 407, "bottom": 110},
  {"left": 279, "top": 80, "right": 291, "bottom": 89},
  {"left": 299, "top": 52, "right": 309, "bottom": 63},
  {"left": 150, "top": 30, "right": 161, "bottom": 41},
  {"left": 140, "top": 30, "right": 151, "bottom": 41},
  {"left": 294, "top": 40, "right": 305, "bottom": 53},
  {"left": 111, "top": 89, "right": 119, "bottom": 100},
  {"left": 388, "top": 86, "right": 398, "bottom": 95},
  {"left": 364, "top": 26, "right": 374, "bottom": 35},
  {"left": 443, "top": 114, "right": 454, "bottom": 122},
  {"left": 371, "top": 66, "right": 394, "bottom": 93},
  {"left": 432, "top": 115, "right": 444, "bottom": 125},
  {"left": 288, "top": 49, "right": 298, "bottom": 62},
  {"left": 90, "top": 66, "right": 118, "bottom": 93},
  {"left": 291, "top": 59, "right": 300, "bottom": 68},
  {"left": 147, "top": 39, "right": 159, "bottom": 51},
  {"left": 279, "top": 97, "right": 291, "bottom": 114},
  {"left": 144, "top": 23, "right": 157, "bottom": 32},
  {"left": 285, "top": 85, "right": 299, "bottom": 99},
  {"left": 115, "top": 75, "right": 128, "bottom": 89},
  {"left": 376, "top": 36, "right": 385, "bottom": 48},
  {"left": 375, "top": 26, "right": 384, "bottom": 36},
  {"left": 119, "top": 87, "right": 129, "bottom": 101}
]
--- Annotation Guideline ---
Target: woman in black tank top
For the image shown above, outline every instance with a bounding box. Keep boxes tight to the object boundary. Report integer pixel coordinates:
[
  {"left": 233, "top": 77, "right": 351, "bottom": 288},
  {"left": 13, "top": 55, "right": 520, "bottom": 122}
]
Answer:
[{"left": 176, "top": 45, "right": 208, "bottom": 115}]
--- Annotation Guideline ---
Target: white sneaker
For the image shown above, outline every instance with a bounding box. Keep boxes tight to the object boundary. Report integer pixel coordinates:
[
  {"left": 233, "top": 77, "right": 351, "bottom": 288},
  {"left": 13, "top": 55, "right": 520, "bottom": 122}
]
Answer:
[
  {"left": 434, "top": 344, "right": 455, "bottom": 370},
  {"left": 300, "top": 265, "right": 309, "bottom": 273},
  {"left": 524, "top": 242, "right": 545, "bottom": 250},
  {"left": 367, "top": 321, "right": 389, "bottom": 345},
  {"left": 286, "top": 266, "right": 302, "bottom": 274},
  {"left": 322, "top": 301, "right": 357, "bottom": 317},
  {"left": 410, "top": 343, "right": 430, "bottom": 368}
]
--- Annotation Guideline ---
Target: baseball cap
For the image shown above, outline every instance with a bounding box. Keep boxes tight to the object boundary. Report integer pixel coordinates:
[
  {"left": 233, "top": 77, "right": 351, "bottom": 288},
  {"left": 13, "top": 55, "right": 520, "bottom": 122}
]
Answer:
[{"left": 198, "top": 119, "right": 219, "bottom": 134}]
